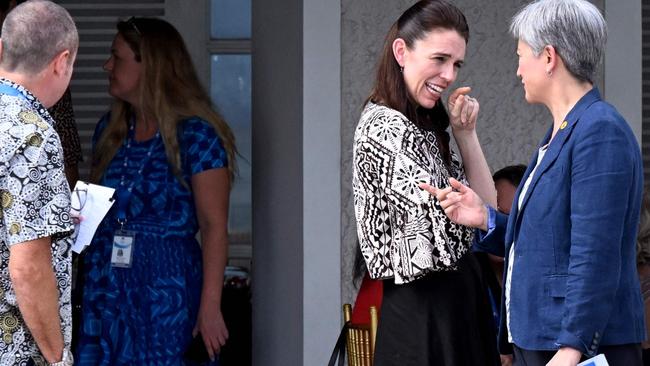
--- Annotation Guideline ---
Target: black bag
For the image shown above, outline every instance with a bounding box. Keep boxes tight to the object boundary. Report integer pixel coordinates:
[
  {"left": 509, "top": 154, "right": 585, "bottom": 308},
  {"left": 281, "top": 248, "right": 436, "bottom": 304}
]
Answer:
[{"left": 327, "top": 322, "right": 349, "bottom": 366}]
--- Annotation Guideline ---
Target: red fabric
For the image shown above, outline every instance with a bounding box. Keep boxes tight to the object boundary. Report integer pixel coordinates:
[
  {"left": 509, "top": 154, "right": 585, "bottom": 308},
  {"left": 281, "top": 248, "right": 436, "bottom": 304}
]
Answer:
[{"left": 351, "top": 273, "right": 383, "bottom": 325}]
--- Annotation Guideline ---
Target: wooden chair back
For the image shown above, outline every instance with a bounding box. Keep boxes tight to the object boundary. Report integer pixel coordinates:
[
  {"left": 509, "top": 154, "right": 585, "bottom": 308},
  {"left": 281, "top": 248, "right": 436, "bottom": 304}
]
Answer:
[{"left": 343, "top": 303, "right": 378, "bottom": 366}]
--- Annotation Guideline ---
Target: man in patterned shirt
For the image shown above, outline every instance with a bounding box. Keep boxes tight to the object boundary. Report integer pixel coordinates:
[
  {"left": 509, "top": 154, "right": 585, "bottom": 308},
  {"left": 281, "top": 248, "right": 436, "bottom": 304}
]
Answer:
[
  {"left": 0, "top": 0, "right": 83, "bottom": 190},
  {"left": 0, "top": 1, "right": 78, "bottom": 365}
]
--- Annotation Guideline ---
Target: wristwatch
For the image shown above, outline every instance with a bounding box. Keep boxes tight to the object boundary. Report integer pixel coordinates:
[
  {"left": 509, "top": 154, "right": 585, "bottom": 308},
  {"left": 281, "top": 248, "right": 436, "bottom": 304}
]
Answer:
[{"left": 49, "top": 348, "right": 73, "bottom": 366}]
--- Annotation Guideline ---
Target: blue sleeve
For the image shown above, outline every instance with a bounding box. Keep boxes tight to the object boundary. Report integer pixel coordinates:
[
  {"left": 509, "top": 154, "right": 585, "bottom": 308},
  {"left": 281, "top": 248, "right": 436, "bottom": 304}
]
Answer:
[
  {"left": 180, "top": 117, "right": 228, "bottom": 175},
  {"left": 472, "top": 205, "right": 508, "bottom": 257},
  {"left": 478, "top": 205, "right": 497, "bottom": 241}
]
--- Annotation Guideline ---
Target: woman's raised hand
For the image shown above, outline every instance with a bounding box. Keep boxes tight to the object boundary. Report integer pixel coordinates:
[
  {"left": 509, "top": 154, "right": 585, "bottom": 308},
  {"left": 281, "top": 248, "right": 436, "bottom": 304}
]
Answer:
[
  {"left": 447, "top": 86, "right": 479, "bottom": 133},
  {"left": 419, "top": 177, "right": 488, "bottom": 230}
]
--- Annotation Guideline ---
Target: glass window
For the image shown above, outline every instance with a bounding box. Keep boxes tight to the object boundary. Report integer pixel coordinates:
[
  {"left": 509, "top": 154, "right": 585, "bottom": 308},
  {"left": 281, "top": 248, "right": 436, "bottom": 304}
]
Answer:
[
  {"left": 210, "top": 0, "right": 251, "bottom": 39},
  {"left": 210, "top": 54, "right": 251, "bottom": 240}
]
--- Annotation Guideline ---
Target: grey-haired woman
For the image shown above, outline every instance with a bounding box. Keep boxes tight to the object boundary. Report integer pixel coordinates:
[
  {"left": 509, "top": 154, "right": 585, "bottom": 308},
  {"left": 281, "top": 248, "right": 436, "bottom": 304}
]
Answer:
[{"left": 421, "top": 0, "right": 645, "bottom": 365}]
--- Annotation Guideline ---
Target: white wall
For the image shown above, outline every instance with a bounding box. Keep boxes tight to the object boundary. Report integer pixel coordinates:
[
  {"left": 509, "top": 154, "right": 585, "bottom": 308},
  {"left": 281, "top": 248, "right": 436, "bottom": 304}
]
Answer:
[{"left": 303, "top": 0, "right": 342, "bottom": 364}]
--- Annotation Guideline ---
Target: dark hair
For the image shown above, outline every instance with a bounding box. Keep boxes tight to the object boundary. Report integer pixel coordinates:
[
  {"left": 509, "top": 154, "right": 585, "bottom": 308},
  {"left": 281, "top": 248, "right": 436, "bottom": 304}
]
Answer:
[
  {"left": 493, "top": 164, "right": 527, "bottom": 187},
  {"left": 366, "top": 0, "right": 469, "bottom": 167}
]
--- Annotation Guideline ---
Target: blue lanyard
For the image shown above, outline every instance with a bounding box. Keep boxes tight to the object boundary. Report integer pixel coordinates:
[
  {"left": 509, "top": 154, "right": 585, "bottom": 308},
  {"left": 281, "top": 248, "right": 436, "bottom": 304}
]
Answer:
[
  {"left": 0, "top": 84, "right": 26, "bottom": 99},
  {"left": 0, "top": 80, "right": 53, "bottom": 127},
  {"left": 115, "top": 122, "right": 160, "bottom": 230}
]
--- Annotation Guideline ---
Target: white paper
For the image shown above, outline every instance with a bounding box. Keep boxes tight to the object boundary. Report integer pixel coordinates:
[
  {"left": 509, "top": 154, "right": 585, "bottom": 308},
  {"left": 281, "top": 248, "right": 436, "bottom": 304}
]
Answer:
[
  {"left": 70, "top": 181, "right": 115, "bottom": 253},
  {"left": 578, "top": 354, "right": 609, "bottom": 366}
]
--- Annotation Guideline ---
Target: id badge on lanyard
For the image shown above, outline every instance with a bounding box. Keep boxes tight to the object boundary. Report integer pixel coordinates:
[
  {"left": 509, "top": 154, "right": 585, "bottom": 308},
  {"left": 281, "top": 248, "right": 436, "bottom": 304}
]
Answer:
[
  {"left": 112, "top": 185, "right": 136, "bottom": 268},
  {"left": 111, "top": 230, "right": 136, "bottom": 268},
  {"left": 112, "top": 123, "right": 159, "bottom": 268}
]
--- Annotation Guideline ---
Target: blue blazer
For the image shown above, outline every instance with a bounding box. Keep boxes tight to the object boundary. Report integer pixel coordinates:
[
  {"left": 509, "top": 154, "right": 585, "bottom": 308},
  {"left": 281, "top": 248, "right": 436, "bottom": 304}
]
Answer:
[{"left": 477, "top": 88, "right": 645, "bottom": 356}]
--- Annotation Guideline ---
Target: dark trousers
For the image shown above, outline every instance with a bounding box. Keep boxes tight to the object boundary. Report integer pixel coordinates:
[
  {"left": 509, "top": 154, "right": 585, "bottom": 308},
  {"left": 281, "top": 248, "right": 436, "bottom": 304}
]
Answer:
[
  {"left": 513, "top": 344, "right": 642, "bottom": 366},
  {"left": 643, "top": 348, "right": 650, "bottom": 366}
]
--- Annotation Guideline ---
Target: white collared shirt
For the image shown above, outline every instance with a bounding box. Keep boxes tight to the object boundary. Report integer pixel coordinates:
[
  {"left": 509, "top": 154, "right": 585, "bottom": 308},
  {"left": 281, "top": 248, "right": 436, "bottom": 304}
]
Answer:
[{"left": 505, "top": 144, "right": 548, "bottom": 342}]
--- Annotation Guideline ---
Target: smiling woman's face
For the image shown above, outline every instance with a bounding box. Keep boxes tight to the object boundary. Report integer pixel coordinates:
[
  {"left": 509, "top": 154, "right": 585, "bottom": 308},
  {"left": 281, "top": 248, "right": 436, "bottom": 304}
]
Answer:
[{"left": 396, "top": 28, "right": 466, "bottom": 109}]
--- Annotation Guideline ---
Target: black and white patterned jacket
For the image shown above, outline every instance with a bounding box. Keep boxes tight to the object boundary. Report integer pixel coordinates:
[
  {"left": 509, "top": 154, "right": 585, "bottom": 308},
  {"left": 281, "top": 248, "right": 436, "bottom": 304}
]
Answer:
[{"left": 353, "top": 102, "right": 474, "bottom": 284}]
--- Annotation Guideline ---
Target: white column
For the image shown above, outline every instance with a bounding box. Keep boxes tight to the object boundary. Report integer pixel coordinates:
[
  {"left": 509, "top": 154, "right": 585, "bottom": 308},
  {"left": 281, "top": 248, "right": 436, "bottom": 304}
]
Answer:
[
  {"left": 303, "top": 0, "right": 342, "bottom": 364},
  {"left": 252, "top": 0, "right": 306, "bottom": 364}
]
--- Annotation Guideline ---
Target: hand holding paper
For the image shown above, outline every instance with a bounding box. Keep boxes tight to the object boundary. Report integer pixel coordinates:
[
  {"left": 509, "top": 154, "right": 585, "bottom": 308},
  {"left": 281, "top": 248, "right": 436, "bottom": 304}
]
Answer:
[
  {"left": 577, "top": 354, "right": 608, "bottom": 366},
  {"left": 70, "top": 181, "right": 115, "bottom": 253}
]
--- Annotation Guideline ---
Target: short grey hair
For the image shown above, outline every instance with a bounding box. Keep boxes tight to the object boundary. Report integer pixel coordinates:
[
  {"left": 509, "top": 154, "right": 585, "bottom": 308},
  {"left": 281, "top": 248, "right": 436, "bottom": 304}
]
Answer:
[
  {"left": 1, "top": 0, "right": 78, "bottom": 74},
  {"left": 510, "top": 0, "right": 607, "bottom": 84}
]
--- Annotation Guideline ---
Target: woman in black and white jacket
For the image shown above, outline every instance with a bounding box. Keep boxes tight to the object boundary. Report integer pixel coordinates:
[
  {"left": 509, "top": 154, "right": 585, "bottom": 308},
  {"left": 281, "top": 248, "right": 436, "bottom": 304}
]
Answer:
[{"left": 352, "top": 1, "right": 498, "bottom": 365}]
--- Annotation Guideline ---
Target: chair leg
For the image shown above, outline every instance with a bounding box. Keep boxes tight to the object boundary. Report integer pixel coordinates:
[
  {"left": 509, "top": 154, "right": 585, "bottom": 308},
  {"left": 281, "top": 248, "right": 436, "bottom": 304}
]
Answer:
[
  {"left": 347, "top": 331, "right": 353, "bottom": 366},
  {"left": 369, "top": 306, "right": 378, "bottom": 365},
  {"left": 350, "top": 328, "right": 358, "bottom": 366},
  {"left": 343, "top": 304, "right": 354, "bottom": 365},
  {"left": 358, "top": 329, "right": 366, "bottom": 366},
  {"left": 365, "top": 329, "right": 372, "bottom": 366}
]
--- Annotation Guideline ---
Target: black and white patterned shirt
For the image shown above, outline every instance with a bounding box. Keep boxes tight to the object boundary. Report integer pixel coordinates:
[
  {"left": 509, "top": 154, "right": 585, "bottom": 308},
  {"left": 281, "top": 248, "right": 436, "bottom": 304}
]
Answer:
[
  {"left": 0, "top": 79, "right": 73, "bottom": 365},
  {"left": 353, "top": 102, "right": 474, "bottom": 284}
]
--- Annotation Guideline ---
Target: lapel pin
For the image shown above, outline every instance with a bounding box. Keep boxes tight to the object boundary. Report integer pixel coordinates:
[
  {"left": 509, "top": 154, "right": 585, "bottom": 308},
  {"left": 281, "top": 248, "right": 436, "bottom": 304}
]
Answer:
[{"left": 560, "top": 121, "right": 568, "bottom": 130}]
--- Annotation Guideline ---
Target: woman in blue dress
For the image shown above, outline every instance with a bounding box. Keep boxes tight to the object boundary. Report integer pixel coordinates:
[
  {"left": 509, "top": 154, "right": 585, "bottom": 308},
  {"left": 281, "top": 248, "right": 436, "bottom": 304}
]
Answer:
[{"left": 75, "top": 17, "right": 237, "bottom": 365}]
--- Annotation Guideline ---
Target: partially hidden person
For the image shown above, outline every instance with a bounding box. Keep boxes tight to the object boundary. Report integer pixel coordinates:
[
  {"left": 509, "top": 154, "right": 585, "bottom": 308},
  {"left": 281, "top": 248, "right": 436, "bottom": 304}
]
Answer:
[{"left": 75, "top": 17, "right": 237, "bottom": 366}]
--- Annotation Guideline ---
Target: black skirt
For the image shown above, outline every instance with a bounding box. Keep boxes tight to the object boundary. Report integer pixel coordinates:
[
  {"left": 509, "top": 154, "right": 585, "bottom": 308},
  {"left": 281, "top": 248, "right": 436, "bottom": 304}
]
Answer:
[{"left": 374, "top": 253, "right": 500, "bottom": 366}]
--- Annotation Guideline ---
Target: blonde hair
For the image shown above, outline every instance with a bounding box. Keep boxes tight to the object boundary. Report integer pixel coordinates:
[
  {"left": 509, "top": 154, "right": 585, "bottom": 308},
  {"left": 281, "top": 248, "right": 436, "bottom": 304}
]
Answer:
[{"left": 91, "top": 17, "right": 237, "bottom": 186}]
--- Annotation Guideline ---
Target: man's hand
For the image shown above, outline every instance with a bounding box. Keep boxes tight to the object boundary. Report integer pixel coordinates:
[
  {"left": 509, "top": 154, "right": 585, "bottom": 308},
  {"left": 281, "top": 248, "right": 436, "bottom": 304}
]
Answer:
[
  {"left": 419, "top": 177, "right": 488, "bottom": 230},
  {"left": 9, "top": 237, "right": 64, "bottom": 363},
  {"left": 501, "top": 354, "right": 513, "bottom": 366},
  {"left": 546, "top": 347, "right": 582, "bottom": 366}
]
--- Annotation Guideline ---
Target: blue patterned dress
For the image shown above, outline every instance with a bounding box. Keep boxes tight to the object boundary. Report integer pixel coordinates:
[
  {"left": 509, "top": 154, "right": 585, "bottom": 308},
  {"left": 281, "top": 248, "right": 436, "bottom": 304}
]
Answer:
[{"left": 75, "top": 115, "right": 228, "bottom": 365}]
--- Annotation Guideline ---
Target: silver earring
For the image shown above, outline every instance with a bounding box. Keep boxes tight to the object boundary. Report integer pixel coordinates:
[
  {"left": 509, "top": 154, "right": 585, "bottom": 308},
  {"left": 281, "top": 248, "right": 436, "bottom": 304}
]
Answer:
[{"left": 400, "top": 66, "right": 404, "bottom": 73}]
